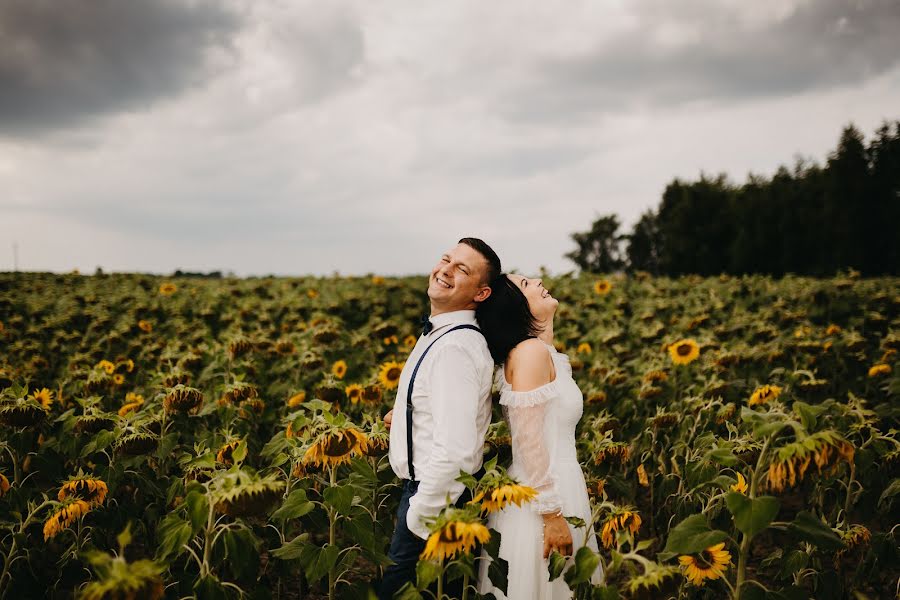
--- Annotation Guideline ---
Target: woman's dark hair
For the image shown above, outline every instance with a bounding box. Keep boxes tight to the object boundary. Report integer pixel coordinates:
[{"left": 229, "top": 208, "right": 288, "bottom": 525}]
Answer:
[{"left": 476, "top": 274, "right": 543, "bottom": 364}]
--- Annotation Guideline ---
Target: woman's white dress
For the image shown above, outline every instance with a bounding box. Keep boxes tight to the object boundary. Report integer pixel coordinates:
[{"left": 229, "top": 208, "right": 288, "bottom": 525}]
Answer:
[{"left": 477, "top": 341, "right": 604, "bottom": 599}]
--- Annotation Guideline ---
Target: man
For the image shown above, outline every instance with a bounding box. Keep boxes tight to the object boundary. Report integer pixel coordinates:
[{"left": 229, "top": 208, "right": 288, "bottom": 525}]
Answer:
[{"left": 377, "top": 237, "right": 500, "bottom": 600}]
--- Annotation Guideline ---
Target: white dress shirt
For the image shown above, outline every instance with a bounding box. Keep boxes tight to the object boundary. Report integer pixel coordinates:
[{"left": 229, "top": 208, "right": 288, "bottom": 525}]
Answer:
[{"left": 388, "top": 309, "right": 494, "bottom": 540}]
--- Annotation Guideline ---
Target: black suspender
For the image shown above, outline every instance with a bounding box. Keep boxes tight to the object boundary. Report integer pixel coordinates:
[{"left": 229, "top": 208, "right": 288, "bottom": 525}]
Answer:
[{"left": 405, "top": 323, "right": 482, "bottom": 482}]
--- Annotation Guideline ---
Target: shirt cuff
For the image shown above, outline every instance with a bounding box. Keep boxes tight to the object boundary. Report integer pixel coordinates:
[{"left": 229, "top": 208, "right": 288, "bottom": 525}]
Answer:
[{"left": 405, "top": 505, "right": 432, "bottom": 541}]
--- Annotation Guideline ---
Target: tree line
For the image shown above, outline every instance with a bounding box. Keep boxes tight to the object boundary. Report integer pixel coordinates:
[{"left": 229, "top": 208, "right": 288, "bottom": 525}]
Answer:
[{"left": 567, "top": 120, "right": 900, "bottom": 277}]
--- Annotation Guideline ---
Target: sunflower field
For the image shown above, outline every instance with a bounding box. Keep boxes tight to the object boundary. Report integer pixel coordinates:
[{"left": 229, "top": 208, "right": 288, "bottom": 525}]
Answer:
[{"left": 0, "top": 270, "right": 898, "bottom": 600}]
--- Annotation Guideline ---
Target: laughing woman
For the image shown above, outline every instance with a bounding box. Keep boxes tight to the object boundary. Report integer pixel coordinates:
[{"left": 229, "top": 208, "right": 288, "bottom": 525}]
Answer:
[{"left": 475, "top": 273, "right": 604, "bottom": 599}]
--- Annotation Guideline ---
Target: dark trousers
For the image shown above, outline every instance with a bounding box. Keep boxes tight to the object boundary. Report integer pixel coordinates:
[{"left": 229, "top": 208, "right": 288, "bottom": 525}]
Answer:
[{"left": 377, "top": 479, "right": 481, "bottom": 600}]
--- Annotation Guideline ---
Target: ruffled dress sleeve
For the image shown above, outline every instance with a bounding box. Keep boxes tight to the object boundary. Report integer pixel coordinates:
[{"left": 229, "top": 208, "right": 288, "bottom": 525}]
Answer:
[{"left": 500, "top": 381, "right": 562, "bottom": 514}]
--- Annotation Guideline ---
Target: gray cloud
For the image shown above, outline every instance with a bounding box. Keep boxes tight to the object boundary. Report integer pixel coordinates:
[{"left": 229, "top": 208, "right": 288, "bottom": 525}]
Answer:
[
  {"left": 0, "top": 0, "right": 241, "bottom": 136},
  {"left": 500, "top": 0, "right": 900, "bottom": 123}
]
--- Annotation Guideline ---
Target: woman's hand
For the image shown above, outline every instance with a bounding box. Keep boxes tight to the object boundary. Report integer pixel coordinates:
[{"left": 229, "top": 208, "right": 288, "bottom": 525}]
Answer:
[
  {"left": 383, "top": 409, "right": 393, "bottom": 430},
  {"left": 542, "top": 513, "right": 573, "bottom": 558}
]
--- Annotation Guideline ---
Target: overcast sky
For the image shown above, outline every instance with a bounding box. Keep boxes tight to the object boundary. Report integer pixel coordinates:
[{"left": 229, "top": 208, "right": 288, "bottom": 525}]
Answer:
[{"left": 2, "top": 0, "right": 899, "bottom": 277}]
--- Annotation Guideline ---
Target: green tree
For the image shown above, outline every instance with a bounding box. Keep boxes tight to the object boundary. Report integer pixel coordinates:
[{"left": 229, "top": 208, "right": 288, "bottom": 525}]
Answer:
[
  {"left": 625, "top": 209, "right": 661, "bottom": 275},
  {"left": 565, "top": 214, "right": 626, "bottom": 273}
]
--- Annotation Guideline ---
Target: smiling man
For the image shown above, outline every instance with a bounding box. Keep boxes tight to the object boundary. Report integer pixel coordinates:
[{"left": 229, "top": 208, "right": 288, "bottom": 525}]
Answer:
[{"left": 378, "top": 237, "right": 501, "bottom": 599}]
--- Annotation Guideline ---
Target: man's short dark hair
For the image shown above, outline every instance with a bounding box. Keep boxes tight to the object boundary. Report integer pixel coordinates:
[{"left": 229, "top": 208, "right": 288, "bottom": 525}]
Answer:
[{"left": 458, "top": 237, "right": 501, "bottom": 286}]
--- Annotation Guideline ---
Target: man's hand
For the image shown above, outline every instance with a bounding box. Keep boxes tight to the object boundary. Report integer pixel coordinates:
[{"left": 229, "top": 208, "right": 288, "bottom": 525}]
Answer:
[
  {"left": 542, "top": 514, "right": 573, "bottom": 558},
  {"left": 384, "top": 409, "right": 393, "bottom": 430}
]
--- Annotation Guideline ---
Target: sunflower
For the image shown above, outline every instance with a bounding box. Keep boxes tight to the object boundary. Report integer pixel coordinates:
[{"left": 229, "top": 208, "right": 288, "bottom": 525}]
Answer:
[
  {"left": 667, "top": 339, "right": 700, "bottom": 365},
  {"left": 765, "top": 430, "right": 854, "bottom": 493},
  {"left": 332, "top": 360, "right": 348, "bottom": 379},
  {"left": 97, "top": 360, "right": 116, "bottom": 375},
  {"left": 421, "top": 510, "right": 491, "bottom": 561},
  {"left": 748, "top": 384, "right": 782, "bottom": 407},
  {"left": 730, "top": 473, "right": 748, "bottom": 494},
  {"left": 307, "top": 288, "right": 319, "bottom": 299},
  {"left": 29, "top": 387, "right": 54, "bottom": 409},
  {"left": 74, "top": 415, "right": 116, "bottom": 434},
  {"left": 137, "top": 319, "right": 153, "bottom": 333},
  {"left": 59, "top": 476, "right": 108, "bottom": 507},
  {"left": 577, "top": 342, "right": 592, "bottom": 355},
  {"left": 473, "top": 483, "right": 538, "bottom": 514},
  {"left": 287, "top": 391, "right": 307, "bottom": 408},
  {"left": 825, "top": 324, "right": 842, "bottom": 335},
  {"left": 867, "top": 363, "right": 891, "bottom": 377},
  {"left": 587, "top": 390, "right": 608, "bottom": 405},
  {"left": 636, "top": 464, "right": 649, "bottom": 487},
  {"left": 594, "top": 279, "right": 613, "bottom": 295},
  {"left": 112, "top": 373, "right": 125, "bottom": 386},
  {"left": 404, "top": 335, "right": 417, "bottom": 349},
  {"left": 651, "top": 412, "right": 678, "bottom": 429},
  {"left": 303, "top": 428, "right": 368, "bottom": 467},
  {"left": 0, "top": 472, "right": 10, "bottom": 496},
  {"left": 118, "top": 392, "right": 145, "bottom": 417},
  {"left": 643, "top": 370, "right": 669, "bottom": 383},
  {"left": 345, "top": 384, "right": 364, "bottom": 404},
  {"left": 216, "top": 440, "right": 242, "bottom": 466},
  {"left": 371, "top": 276, "right": 385, "bottom": 285},
  {"left": 362, "top": 384, "right": 383, "bottom": 404},
  {"left": 79, "top": 554, "right": 165, "bottom": 600},
  {"left": 0, "top": 402, "right": 47, "bottom": 427},
  {"left": 116, "top": 432, "right": 159, "bottom": 456},
  {"left": 383, "top": 335, "right": 399, "bottom": 346},
  {"left": 679, "top": 542, "right": 731, "bottom": 586},
  {"left": 600, "top": 508, "right": 642, "bottom": 548},
  {"left": 626, "top": 563, "right": 681, "bottom": 595},
  {"left": 158, "top": 282, "right": 177, "bottom": 295},
  {"left": 211, "top": 469, "right": 285, "bottom": 517},
  {"left": 43, "top": 498, "right": 92, "bottom": 540},
  {"left": 594, "top": 441, "right": 631, "bottom": 466},
  {"left": 163, "top": 385, "right": 203, "bottom": 413},
  {"left": 378, "top": 361, "right": 404, "bottom": 390}
]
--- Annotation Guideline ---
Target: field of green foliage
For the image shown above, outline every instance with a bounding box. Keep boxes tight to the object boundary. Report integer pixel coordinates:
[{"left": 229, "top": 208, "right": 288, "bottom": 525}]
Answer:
[{"left": 1, "top": 270, "right": 898, "bottom": 599}]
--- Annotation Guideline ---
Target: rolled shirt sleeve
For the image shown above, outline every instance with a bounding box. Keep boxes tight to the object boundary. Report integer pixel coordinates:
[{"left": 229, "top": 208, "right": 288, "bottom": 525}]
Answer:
[{"left": 405, "top": 341, "right": 483, "bottom": 540}]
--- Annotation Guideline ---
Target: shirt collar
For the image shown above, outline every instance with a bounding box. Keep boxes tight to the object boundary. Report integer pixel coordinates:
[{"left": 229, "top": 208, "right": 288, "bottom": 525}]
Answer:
[{"left": 427, "top": 309, "right": 477, "bottom": 335}]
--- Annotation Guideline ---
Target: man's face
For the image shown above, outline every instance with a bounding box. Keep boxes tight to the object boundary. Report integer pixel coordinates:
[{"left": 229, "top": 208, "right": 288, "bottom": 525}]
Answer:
[{"left": 427, "top": 243, "right": 491, "bottom": 312}]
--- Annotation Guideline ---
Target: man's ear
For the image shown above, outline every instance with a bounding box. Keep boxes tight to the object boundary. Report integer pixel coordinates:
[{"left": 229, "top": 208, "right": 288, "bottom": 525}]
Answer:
[{"left": 474, "top": 286, "right": 492, "bottom": 303}]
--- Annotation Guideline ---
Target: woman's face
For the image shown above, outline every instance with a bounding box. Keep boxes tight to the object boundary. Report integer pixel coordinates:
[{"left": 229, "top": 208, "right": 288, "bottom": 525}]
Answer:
[{"left": 508, "top": 274, "right": 558, "bottom": 321}]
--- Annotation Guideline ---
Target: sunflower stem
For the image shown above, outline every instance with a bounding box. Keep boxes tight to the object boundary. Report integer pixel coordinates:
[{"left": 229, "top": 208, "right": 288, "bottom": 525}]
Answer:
[
  {"left": 735, "top": 434, "right": 773, "bottom": 600},
  {"left": 328, "top": 464, "right": 336, "bottom": 600}
]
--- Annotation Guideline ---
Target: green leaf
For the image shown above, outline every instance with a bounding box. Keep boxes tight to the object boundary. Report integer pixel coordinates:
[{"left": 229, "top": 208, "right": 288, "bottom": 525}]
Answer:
[
  {"left": 878, "top": 478, "right": 900, "bottom": 510},
  {"left": 786, "top": 511, "right": 842, "bottom": 551},
  {"left": 415, "top": 559, "right": 441, "bottom": 590},
  {"left": 304, "top": 544, "right": 339, "bottom": 584},
  {"left": 394, "top": 583, "right": 423, "bottom": 600},
  {"left": 223, "top": 529, "right": 259, "bottom": 581},
  {"left": 792, "top": 401, "right": 821, "bottom": 431},
  {"left": 156, "top": 512, "right": 192, "bottom": 559},
  {"left": 271, "top": 489, "right": 314, "bottom": 521},
  {"left": 271, "top": 533, "right": 310, "bottom": 560},
  {"left": 592, "top": 586, "right": 622, "bottom": 600},
  {"left": 706, "top": 447, "right": 739, "bottom": 466},
  {"left": 661, "top": 514, "right": 729, "bottom": 556},
  {"left": 232, "top": 440, "right": 248, "bottom": 463},
  {"left": 194, "top": 575, "right": 229, "bottom": 600},
  {"left": 323, "top": 484, "right": 355, "bottom": 515},
  {"left": 563, "top": 545, "right": 601, "bottom": 588},
  {"left": 726, "top": 493, "right": 779, "bottom": 540},
  {"left": 186, "top": 490, "right": 209, "bottom": 533},
  {"left": 548, "top": 551, "right": 567, "bottom": 581},
  {"left": 488, "top": 554, "right": 508, "bottom": 595},
  {"left": 116, "top": 523, "right": 133, "bottom": 552}
]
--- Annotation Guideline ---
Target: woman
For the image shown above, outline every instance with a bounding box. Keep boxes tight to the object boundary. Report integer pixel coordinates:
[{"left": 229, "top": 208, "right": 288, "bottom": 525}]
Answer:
[{"left": 476, "top": 273, "right": 603, "bottom": 599}]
